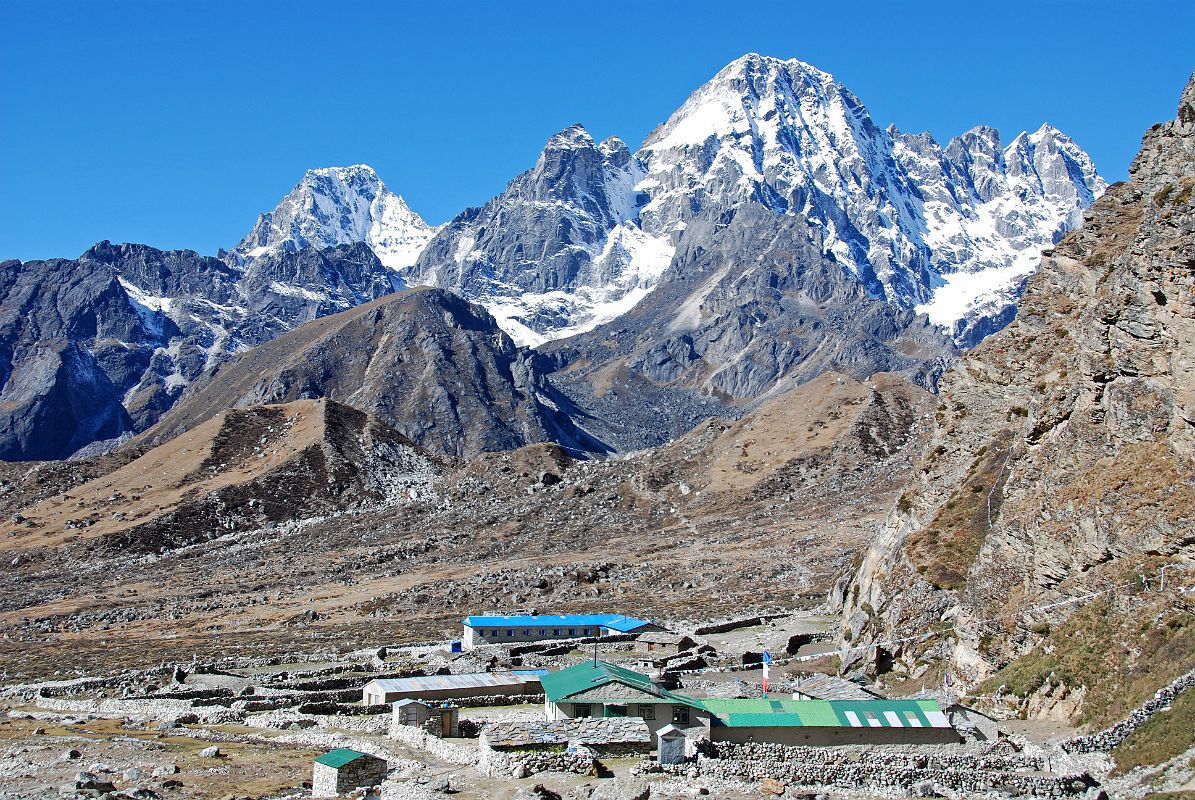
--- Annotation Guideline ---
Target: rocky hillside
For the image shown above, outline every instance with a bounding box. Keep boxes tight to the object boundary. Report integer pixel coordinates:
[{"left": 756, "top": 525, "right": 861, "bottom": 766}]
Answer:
[
  {"left": 146, "top": 287, "right": 604, "bottom": 459},
  {"left": 0, "top": 398, "right": 437, "bottom": 559},
  {"left": 0, "top": 371, "right": 933, "bottom": 677},
  {"left": 834, "top": 73, "right": 1195, "bottom": 722}
]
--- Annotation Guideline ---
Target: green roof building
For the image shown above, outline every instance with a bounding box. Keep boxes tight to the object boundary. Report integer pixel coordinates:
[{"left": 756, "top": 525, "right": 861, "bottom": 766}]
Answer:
[
  {"left": 312, "top": 748, "right": 387, "bottom": 797},
  {"left": 540, "top": 661, "right": 960, "bottom": 747},
  {"left": 541, "top": 660, "right": 700, "bottom": 744}
]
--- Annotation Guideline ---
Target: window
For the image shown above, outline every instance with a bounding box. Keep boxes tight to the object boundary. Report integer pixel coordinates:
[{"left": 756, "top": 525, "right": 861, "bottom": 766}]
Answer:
[
  {"left": 637, "top": 704, "right": 656, "bottom": 720},
  {"left": 583, "top": 628, "right": 591, "bottom": 636},
  {"left": 672, "top": 706, "right": 690, "bottom": 725},
  {"left": 506, "top": 629, "right": 513, "bottom": 636},
  {"left": 552, "top": 629, "right": 560, "bottom": 636},
  {"left": 521, "top": 629, "right": 529, "bottom": 636},
  {"left": 568, "top": 628, "right": 575, "bottom": 636},
  {"left": 537, "top": 629, "right": 545, "bottom": 635},
  {"left": 573, "top": 704, "right": 592, "bottom": 718}
]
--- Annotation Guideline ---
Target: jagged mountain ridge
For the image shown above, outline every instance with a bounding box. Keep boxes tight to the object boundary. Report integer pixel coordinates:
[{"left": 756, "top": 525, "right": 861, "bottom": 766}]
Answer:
[
  {"left": 235, "top": 55, "right": 1102, "bottom": 348},
  {"left": 409, "top": 125, "right": 672, "bottom": 346},
  {"left": 0, "top": 53, "right": 1104, "bottom": 462},
  {"left": 636, "top": 54, "right": 1104, "bottom": 346},
  {"left": 0, "top": 241, "right": 398, "bottom": 459},
  {"left": 832, "top": 72, "right": 1195, "bottom": 706}
]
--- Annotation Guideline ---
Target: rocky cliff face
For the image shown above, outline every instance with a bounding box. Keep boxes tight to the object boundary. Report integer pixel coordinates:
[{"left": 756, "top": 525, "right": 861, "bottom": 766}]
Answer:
[
  {"left": 0, "top": 241, "right": 398, "bottom": 460},
  {"left": 834, "top": 73, "right": 1195, "bottom": 706},
  {"left": 147, "top": 288, "right": 606, "bottom": 459}
]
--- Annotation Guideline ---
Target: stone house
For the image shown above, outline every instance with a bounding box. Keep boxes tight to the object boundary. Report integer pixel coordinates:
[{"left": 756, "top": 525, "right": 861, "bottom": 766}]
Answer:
[
  {"left": 634, "top": 632, "right": 696, "bottom": 656},
  {"left": 541, "top": 660, "right": 701, "bottom": 745},
  {"left": 312, "top": 749, "right": 387, "bottom": 797},
  {"left": 462, "top": 613, "right": 661, "bottom": 649}
]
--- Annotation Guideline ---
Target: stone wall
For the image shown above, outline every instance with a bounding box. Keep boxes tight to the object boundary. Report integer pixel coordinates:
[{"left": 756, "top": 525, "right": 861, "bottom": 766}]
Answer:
[
  {"left": 32, "top": 695, "right": 245, "bottom": 725},
  {"left": 386, "top": 722, "right": 479, "bottom": 766},
  {"left": 693, "top": 613, "right": 788, "bottom": 635},
  {"left": 642, "top": 740, "right": 1095, "bottom": 796},
  {"left": 705, "top": 740, "right": 1043, "bottom": 772},
  {"left": 480, "top": 747, "right": 595, "bottom": 777},
  {"left": 1062, "top": 668, "right": 1195, "bottom": 753}
]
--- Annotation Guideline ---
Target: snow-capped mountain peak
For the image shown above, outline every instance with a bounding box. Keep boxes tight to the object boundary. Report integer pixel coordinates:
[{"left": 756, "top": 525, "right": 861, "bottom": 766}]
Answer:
[
  {"left": 636, "top": 54, "right": 1105, "bottom": 345},
  {"left": 230, "top": 164, "right": 437, "bottom": 271}
]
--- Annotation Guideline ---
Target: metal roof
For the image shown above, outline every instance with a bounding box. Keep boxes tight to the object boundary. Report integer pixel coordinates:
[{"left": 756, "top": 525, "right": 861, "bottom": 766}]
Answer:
[
  {"left": 365, "top": 671, "right": 538, "bottom": 694},
  {"left": 462, "top": 613, "right": 651, "bottom": 632},
  {"left": 314, "top": 748, "right": 371, "bottom": 768},
  {"left": 695, "top": 698, "right": 952, "bottom": 729},
  {"left": 541, "top": 660, "right": 684, "bottom": 703}
]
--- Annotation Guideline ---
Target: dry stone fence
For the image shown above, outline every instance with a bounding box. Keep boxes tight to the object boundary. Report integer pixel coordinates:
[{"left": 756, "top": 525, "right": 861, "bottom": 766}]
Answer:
[{"left": 1062, "top": 667, "right": 1195, "bottom": 753}]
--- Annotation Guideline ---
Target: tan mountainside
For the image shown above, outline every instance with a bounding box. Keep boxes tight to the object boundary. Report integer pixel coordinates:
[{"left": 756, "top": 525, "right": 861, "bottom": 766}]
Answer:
[
  {"left": 0, "top": 371, "right": 932, "bottom": 679},
  {"left": 835, "top": 73, "right": 1195, "bottom": 727},
  {"left": 2, "top": 399, "right": 437, "bottom": 555}
]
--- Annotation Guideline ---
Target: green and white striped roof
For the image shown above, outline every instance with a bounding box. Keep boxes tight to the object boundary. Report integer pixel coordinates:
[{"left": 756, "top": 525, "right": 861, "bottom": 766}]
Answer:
[{"left": 695, "top": 698, "right": 951, "bottom": 729}]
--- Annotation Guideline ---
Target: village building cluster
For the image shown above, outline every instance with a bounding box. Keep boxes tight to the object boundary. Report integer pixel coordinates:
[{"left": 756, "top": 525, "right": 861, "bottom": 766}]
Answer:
[{"left": 310, "top": 610, "right": 1008, "bottom": 797}]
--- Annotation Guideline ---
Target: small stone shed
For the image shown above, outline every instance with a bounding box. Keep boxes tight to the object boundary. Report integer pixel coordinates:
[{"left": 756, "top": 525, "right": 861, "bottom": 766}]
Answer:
[
  {"left": 634, "top": 632, "right": 696, "bottom": 656},
  {"left": 312, "top": 748, "right": 387, "bottom": 797},
  {"left": 392, "top": 698, "right": 431, "bottom": 728}
]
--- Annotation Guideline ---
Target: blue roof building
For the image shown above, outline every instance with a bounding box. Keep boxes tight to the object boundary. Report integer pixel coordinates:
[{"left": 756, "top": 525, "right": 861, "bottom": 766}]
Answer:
[{"left": 461, "top": 613, "right": 659, "bottom": 649}]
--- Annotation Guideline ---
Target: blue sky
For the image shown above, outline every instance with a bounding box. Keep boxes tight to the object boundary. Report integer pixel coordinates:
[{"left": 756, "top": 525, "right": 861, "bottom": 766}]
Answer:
[{"left": 1, "top": 0, "right": 1191, "bottom": 261}]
